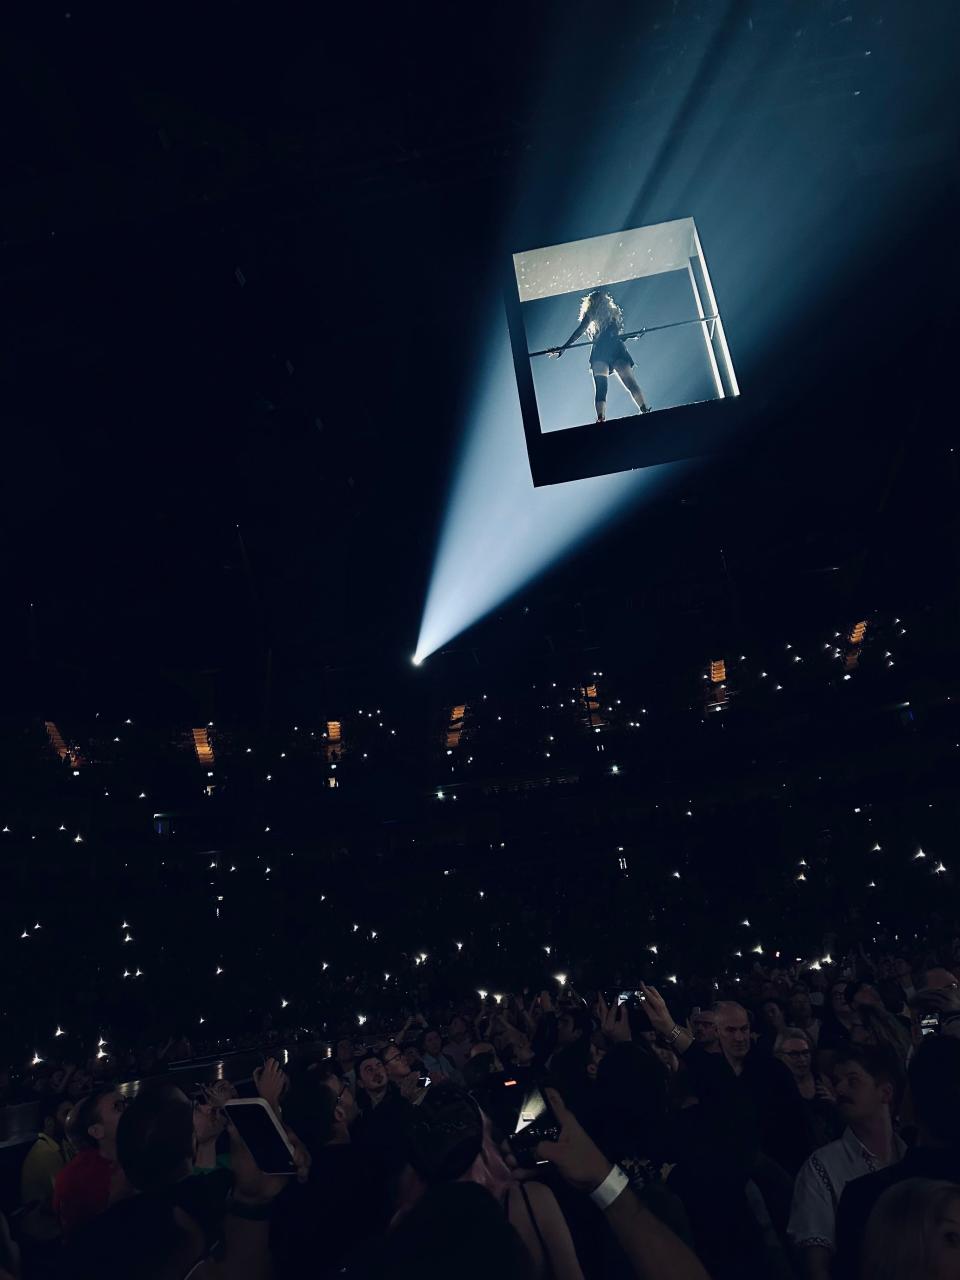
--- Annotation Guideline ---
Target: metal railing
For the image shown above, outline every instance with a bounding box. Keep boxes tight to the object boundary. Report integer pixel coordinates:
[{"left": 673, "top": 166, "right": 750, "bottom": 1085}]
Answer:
[{"left": 528, "top": 314, "right": 719, "bottom": 359}]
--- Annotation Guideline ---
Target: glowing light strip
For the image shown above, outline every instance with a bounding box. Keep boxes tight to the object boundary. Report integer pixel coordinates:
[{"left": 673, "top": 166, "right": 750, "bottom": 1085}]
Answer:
[
  {"left": 692, "top": 225, "right": 740, "bottom": 397},
  {"left": 687, "top": 262, "right": 725, "bottom": 400}
]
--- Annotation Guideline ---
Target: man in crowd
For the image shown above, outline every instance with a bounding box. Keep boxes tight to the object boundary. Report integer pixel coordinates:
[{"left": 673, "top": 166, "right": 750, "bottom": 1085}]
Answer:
[
  {"left": 788, "top": 988, "right": 822, "bottom": 1045},
  {"left": 642, "top": 986, "right": 809, "bottom": 1179},
  {"left": 354, "top": 1050, "right": 414, "bottom": 1182},
  {"left": 442, "top": 1014, "right": 473, "bottom": 1072},
  {"left": 53, "top": 1087, "right": 128, "bottom": 1233},
  {"left": 689, "top": 1007, "right": 720, "bottom": 1050},
  {"left": 788, "top": 1045, "right": 903, "bottom": 1279},
  {"left": 382, "top": 1041, "right": 428, "bottom": 1100},
  {"left": 834, "top": 1037, "right": 960, "bottom": 1279},
  {"left": 420, "top": 1027, "right": 463, "bottom": 1084},
  {"left": 334, "top": 1036, "right": 358, "bottom": 1092},
  {"left": 19, "top": 1098, "right": 72, "bottom": 1244}
]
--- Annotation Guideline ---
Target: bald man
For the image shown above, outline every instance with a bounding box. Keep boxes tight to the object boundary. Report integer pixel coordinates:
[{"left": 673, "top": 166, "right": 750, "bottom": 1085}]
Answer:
[{"left": 643, "top": 987, "right": 810, "bottom": 1184}]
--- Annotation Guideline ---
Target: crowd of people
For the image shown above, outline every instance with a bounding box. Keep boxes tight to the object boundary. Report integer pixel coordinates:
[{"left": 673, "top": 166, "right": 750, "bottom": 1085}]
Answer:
[{"left": 4, "top": 942, "right": 960, "bottom": 1279}]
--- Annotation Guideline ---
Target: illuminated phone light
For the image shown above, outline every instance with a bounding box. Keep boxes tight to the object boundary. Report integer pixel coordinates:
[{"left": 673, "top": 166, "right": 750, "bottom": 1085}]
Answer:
[
  {"left": 666, "top": 975, "right": 678, "bottom": 984},
  {"left": 124, "top": 933, "right": 133, "bottom": 943},
  {"left": 741, "top": 919, "right": 750, "bottom": 927},
  {"left": 554, "top": 973, "right": 567, "bottom": 987},
  {"left": 281, "top": 998, "right": 289, "bottom": 1008},
  {"left": 810, "top": 959, "right": 822, "bottom": 970},
  {"left": 216, "top": 966, "right": 224, "bottom": 975},
  {"left": 73, "top": 833, "right": 83, "bottom": 843},
  {"left": 934, "top": 862, "right": 948, "bottom": 874},
  {"left": 322, "top": 962, "right": 329, "bottom": 970},
  {"left": 796, "top": 873, "right": 807, "bottom": 881},
  {"left": 135, "top": 968, "right": 142, "bottom": 977},
  {"left": 455, "top": 942, "right": 463, "bottom": 951},
  {"left": 384, "top": 972, "right": 390, "bottom": 981},
  {"left": 504, "top": 1079, "right": 518, "bottom": 1087},
  {"left": 914, "top": 850, "right": 926, "bottom": 859},
  {"left": 357, "top": 1013, "right": 367, "bottom": 1026},
  {"left": 543, "top": 945, "right": 551, "bottom": 955},
  {"left": 752, "top": 944, "right": 763, "bottom": 954},
  {"left": 419, "top": 952, "right": 428, "bottom": 964},
  {"left": 494, "top": 993, "right": 504, "bottom": 1004},
  {"left": 822, "top": 953, "right": 833, "bottom": 965},
  {"left": 123, "top": 969, "right": 130, "bottom": 978},
  {"left": 31, "top": 1052, "right": 43, "bottom": 1066},
  {"left": 672, "top": 871, "right": 681, "bottom": 879},
  {"left": 55, "top": 1026, "right": 65, "bottom": 1037},
  {"left": 59, "top": 824, "right": 66, "bottom": 831},
  {"left": 477, "top": 989, "right": 488, "bottom": 1000},
  {"left": 352, "top": 923, "right": 359, "bottom": 933},
  {"left": 647, "top": 944, "right": 658, "bottom": 954},
  {"left": 872, "top": 843, "right": 882, "bottom": 851},
  {"left": 96, "top": 1048, "right": 107, "bottom": 1060},
  {"left": 138, "top": 792, "right": 147, "bottom": 799},
  {"left": 371, "top": 930, "right": 378, "bottom": 940},
  {"left": 734, "top": 950, "right": 743, "bottom": 958},
  {"left": 868, "top": 881, "right": 876, "bottom": 888},
  {"left": 98, "top": 1037, "right": 107, "bottom": 1048}
]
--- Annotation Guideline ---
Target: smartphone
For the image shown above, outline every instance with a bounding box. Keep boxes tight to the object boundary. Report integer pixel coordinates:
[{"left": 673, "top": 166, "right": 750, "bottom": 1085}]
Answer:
[
  {"left": 223, "top": 1098, "right": 297, "bottom": 1175},
  {"left": 921, "top": 1014, "right": 940, "bottom": 1037},
  {"left": 507, "top": 1085, "right": 562, "bottom": 1165},
  {"left": 618, "top": 990, "right": 646, "bottom": 1008}
]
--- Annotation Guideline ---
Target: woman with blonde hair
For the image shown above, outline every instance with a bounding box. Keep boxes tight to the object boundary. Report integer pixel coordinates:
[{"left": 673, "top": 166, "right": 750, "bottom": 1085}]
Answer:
[
  {"left": 861, "top": 1177, "right": 960, "bottom": 1278},
  {"left": 551, "top": 289, "right": 650, "bottom": 422}
]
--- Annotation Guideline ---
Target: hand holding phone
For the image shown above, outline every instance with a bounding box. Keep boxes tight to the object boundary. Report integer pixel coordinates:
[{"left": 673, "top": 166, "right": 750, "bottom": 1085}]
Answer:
[
  {"left": 533, "top": 1088, "right": 613, "bottom": 1192},
  {"left": 507, "top": 1085, "right": 563, "bottom": 1167},
  {"left": 223, "top": 1098, "right": 301, "bottom": 1177}
]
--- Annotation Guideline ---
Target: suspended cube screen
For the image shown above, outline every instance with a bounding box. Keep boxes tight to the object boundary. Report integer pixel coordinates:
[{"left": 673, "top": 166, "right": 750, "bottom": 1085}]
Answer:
[{"left": 507, "top": 218, "right": 739, "bottom": 446}]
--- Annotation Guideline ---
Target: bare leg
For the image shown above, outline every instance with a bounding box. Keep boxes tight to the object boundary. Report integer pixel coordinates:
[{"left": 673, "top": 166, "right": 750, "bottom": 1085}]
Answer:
[
  {"left": 592, "top": 361, "right": 609, "bottom": 422},
  {"left": 616, "top": 363, "right": 649, "bottom": 413}
]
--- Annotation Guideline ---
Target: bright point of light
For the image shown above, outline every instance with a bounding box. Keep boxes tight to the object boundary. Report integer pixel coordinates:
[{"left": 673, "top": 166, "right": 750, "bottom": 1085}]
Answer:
[
  {"left": 412, "top": 324, "right": 669, "bottom": 663},
  {"left": 55, "top": 1026, "right": 65, "bottom": 1037},
  {"left": 411, "top": 655, "right": 423, "bottom": 666},
  {"left": 477, "top": 989, "right": 488, "bottom": 1000},
  {"left": 357, "top": 1013, "right": 366, "bottom": 1026},
  {"left": 554, "top": 973, "right": 567, "bottom": 986},
  {"left": 31, "top": 1051, "right": 43, "bottom": 1066}
]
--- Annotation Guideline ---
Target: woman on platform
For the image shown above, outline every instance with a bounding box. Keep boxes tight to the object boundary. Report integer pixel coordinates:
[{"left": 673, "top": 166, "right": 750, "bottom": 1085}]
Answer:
[{"left": 551, "top": 289, "right": 650, "bottom": 422}]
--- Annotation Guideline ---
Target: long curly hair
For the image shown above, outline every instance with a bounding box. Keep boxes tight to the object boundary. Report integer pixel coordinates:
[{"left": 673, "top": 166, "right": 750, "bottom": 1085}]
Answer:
[{"left": 579, "top": 289, "right": 624, "bottom": 339}]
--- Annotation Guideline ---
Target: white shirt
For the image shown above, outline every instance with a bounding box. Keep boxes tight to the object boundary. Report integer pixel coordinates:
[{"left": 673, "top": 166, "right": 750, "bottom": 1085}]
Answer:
[{"left": 788, "top": 1126, "right": 906, "bottom": 1251}]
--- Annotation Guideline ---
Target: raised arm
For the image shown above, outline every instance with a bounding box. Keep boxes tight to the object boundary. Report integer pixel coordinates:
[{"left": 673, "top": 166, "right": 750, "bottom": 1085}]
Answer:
[
  {"left": 639, "top": 984, "right": 694, "bottom": 1055},
  {"left": 536, "top": 1090, "right": 711, "bottom": 1280}
]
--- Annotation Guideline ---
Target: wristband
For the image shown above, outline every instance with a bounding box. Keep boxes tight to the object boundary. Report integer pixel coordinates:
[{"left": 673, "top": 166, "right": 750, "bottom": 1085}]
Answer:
[
  {"left": 227, "top": 1196, "right": 274, "bottom": 1221},
  {"left": 668, "top": 1023, "right": 684, "bottom": 1044},
  {"left": 590, "top": 1164, "right": 629, "bottom": 1210}
]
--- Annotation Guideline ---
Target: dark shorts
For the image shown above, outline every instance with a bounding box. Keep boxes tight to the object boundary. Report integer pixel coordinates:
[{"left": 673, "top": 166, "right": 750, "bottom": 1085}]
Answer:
[{"left": 590, "top": 331, "right": 633, "bottom": 371}]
